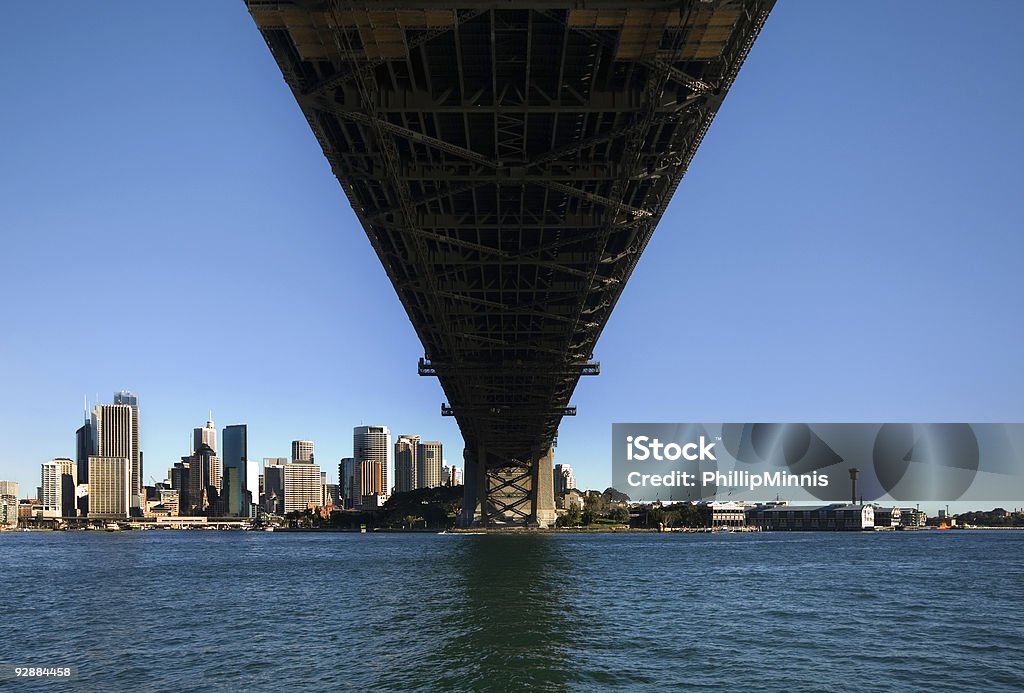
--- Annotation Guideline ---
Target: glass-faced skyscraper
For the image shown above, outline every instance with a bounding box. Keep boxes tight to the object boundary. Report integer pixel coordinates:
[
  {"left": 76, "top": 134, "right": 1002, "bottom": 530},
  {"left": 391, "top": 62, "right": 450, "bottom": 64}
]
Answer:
[{"left": 222, "top": 424, "right": 248, "bottom": 516}]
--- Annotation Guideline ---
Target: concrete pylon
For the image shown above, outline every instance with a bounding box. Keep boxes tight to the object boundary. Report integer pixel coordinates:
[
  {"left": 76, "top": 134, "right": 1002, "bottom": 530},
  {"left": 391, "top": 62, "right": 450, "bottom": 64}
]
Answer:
[{"left": 531, "top": 446, "right": 557, "bottom": 528}]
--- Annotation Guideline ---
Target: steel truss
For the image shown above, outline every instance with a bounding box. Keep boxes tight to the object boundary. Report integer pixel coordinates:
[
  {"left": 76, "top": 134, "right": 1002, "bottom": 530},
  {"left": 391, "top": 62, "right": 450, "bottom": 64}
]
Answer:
[{"left": 247, "top": 0, "right": 774, "bottom": 525}]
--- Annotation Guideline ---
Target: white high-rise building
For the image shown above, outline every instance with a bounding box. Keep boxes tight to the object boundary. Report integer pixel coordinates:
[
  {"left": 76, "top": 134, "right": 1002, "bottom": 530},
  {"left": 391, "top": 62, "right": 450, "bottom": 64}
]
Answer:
[
  {"left": 40, "top": 461, "right": 61, "bottom": 518},
  {"left": 282, "top": 461, "right": 322, "bottom": 514},
  {"left": 194, "top": 417, "right": 217, "bottom": 454},
  {"left": 394, "top": 435, "right": 419, "bottom": 493},
  {"left": 353, "top": 425, "right": 391, "bottom": 499},
  {"left": 416, "top": 441, "right": 443, "bottom": 489}
]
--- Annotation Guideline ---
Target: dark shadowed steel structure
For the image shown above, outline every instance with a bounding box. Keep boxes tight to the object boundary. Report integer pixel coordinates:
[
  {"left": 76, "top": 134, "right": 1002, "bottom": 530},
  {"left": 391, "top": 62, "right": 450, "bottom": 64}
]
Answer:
[{"left": 246, "top": 0, "right": 773, "bottom": 525}]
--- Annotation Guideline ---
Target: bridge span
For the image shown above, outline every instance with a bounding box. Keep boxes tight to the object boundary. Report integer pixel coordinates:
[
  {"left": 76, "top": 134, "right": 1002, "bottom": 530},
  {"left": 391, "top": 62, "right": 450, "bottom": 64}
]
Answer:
[{"left": 246, "top": 0, "right": 773, "bottom": 526}]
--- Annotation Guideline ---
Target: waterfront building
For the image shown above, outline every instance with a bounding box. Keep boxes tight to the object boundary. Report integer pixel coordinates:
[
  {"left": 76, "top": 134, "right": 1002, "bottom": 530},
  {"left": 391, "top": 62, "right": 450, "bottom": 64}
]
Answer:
[
  {"left": 353, "top": 426, "right": 390, "bottom": 498},
  {"left": 553, "top": 463, "right": 576, "bottom": 497},
  {"left": 292, "top": 440, "right": 314, "bottom": 464},
  {"left": 699, "top": 502, "right": 746, "bottom": 528},
  {"left": 88, "top": 456, "right": 131, "bottom": 519},
  {"left": 873, "top": 507, "right": 902, "bottom": 529},
  {"left": 0, "top": 481, "right": 19, "bottom": 529},
  {"left": 900, "top": 508, "right": 927, "bottom": 528},
  {"left": 394, "top": 435, "right": 419, "bottom": 493},
  {"left": 417, "top": 441, "right": 443, "bottom": 489},
  {"left": 746, "top": 504, "right": 874, "bottom": 531},
  {"left": 222, "top": 424, "right": 248, "bottom": 516},
  {"left": 40, "top": 461, "right": 61, "bottom": 518},
  {"left": 282, "top": 461, "right": 322, "bottom": 514}
]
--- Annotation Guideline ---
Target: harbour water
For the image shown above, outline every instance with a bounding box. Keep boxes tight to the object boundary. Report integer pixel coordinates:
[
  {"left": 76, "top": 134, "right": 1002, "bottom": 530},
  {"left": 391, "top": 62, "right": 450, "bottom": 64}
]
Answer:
[{"left": 2, "top": 530, "right": 1022, "bottom": 691}]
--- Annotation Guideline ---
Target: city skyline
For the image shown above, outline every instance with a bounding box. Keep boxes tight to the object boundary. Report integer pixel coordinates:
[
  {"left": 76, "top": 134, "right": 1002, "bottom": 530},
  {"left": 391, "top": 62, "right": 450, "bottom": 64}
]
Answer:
[{"left": 2, "top": 3, "right": 1023, "bottom": 514}]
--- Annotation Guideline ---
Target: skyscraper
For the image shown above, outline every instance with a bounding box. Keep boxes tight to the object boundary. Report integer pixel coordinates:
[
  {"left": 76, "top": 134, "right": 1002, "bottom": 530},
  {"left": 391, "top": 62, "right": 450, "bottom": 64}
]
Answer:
[
  {"left": 92, "top": 402, "right": 138, "bottom": 510},
  {"left": 353, "top": 425, "right": 390, "bottom": 499},
  {"left": 338, "top": 458, "right": 355, "bottom": 509},
  {"left": 291, "top": 440, "right": 314, "bottom": 464},
  {"left": 113, "top": 391, "right": 142, "bottom": 507},
  {"left": 394, "top": 435, "right": 419, "bottom": 493},
  {"left": 282, "top": 461, "right": 322, "bottom": 514},
  {"left": 222, "top": 424, "right": 248, "bottom": 516},
  {"left": 416, "top": 441, "right": 443, "bottom": 489},
  {"left": 88, "top": 456, "right": 131, "bottom": 519},
  {"left": 186, "top": 444, "right": 221, "bottom": 515},
  {"left": 194, "top": 417, "right": 217, "bottom": 454},
  {"left": 40, "top": 461, "right": 61, "bottom": 518}
]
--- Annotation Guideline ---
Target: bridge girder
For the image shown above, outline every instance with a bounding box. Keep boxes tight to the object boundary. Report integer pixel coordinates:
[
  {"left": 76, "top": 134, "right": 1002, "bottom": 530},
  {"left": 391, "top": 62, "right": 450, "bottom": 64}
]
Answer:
[{"left": 247, "top": 0, "right": 774, "bottom": 525}]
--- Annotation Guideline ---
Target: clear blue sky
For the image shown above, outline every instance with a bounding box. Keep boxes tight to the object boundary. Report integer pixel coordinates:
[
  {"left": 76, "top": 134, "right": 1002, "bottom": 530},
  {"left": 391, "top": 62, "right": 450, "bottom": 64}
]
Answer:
[{"left": 2, "top": 2, "right": 1022, "bottom": 511}]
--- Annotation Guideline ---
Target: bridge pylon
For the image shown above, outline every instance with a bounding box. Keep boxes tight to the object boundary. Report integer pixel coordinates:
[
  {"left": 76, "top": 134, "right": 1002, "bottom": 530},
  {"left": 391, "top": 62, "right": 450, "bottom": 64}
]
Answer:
[{"left": 460, "top": 445, "right": 555, "bottom": 528}]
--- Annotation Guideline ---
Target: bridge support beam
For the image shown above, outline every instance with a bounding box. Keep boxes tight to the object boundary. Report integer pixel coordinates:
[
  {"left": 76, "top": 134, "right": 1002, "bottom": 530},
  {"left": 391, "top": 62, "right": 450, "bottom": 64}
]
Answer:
[{"left": 458, "top": 445, "right": 556, "bottom": 528}]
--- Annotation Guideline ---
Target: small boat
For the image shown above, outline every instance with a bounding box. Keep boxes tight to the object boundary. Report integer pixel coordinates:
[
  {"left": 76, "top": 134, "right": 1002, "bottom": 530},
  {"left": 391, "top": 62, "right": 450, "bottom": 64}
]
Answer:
[
  {"left": 104, "top": 523, "right": 122, "bottom": 532},
  {"left": 263, "top": 527, "right": 275, "bottom": 532}
]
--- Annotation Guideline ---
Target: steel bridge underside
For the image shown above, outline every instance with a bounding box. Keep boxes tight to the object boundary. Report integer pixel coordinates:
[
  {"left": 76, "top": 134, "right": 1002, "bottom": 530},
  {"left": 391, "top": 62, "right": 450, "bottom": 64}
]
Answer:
[{"left": 247, "top": 0, "right": 772, "bottom": 525}]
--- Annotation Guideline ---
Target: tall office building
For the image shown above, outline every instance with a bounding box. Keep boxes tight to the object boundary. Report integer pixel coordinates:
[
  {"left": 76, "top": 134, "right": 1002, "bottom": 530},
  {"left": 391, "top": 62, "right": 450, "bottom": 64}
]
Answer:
[
  {"left": 416, "top": 441, "right": 443, "bottom": 489},
  {"left": 394, "top": 435, "right": 419, "bottom": 493},
  {"left": 338, "top": 458, "right": 355, "bottom": 508},
  {"left": 222, "top": 424, "right": 248, "bottom": 516},
  {"left": 92, "top": 402, "right": 139, "bottom": 510},
  {"left": 357, "top": 459, "right": 384, "bottom": 506},
  {"left": 553, "top": 463, "right": 576, "bottom": 497},
  {"left": 292, "top": 440, "right": 314, "bottom": 464},
  {"left": 0, "top": 481, "right": 17, "bottom": 529},
  {"left": 282, "top": 461, "right": 322, "bottom": 514},
  {"left": 112, "top": 391, "right": 142, "bottom": 506},
  {"left": 194, "top": 417, "right": 217, "bottom": 454},
  {"left": 40, "top": 461, "right": 61, "bottom": 518},
  {"left": 186, "top": 443, "right": 221, "bottom": 515},
  {"left": 88, "top": 456, "right": 131, "bottom": 519},
  {"left": 353, "top": 425, "right": 390, "bottom": 498},
  {"left": 55, "top": 458, "right": 76, "bottom": 518}
]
